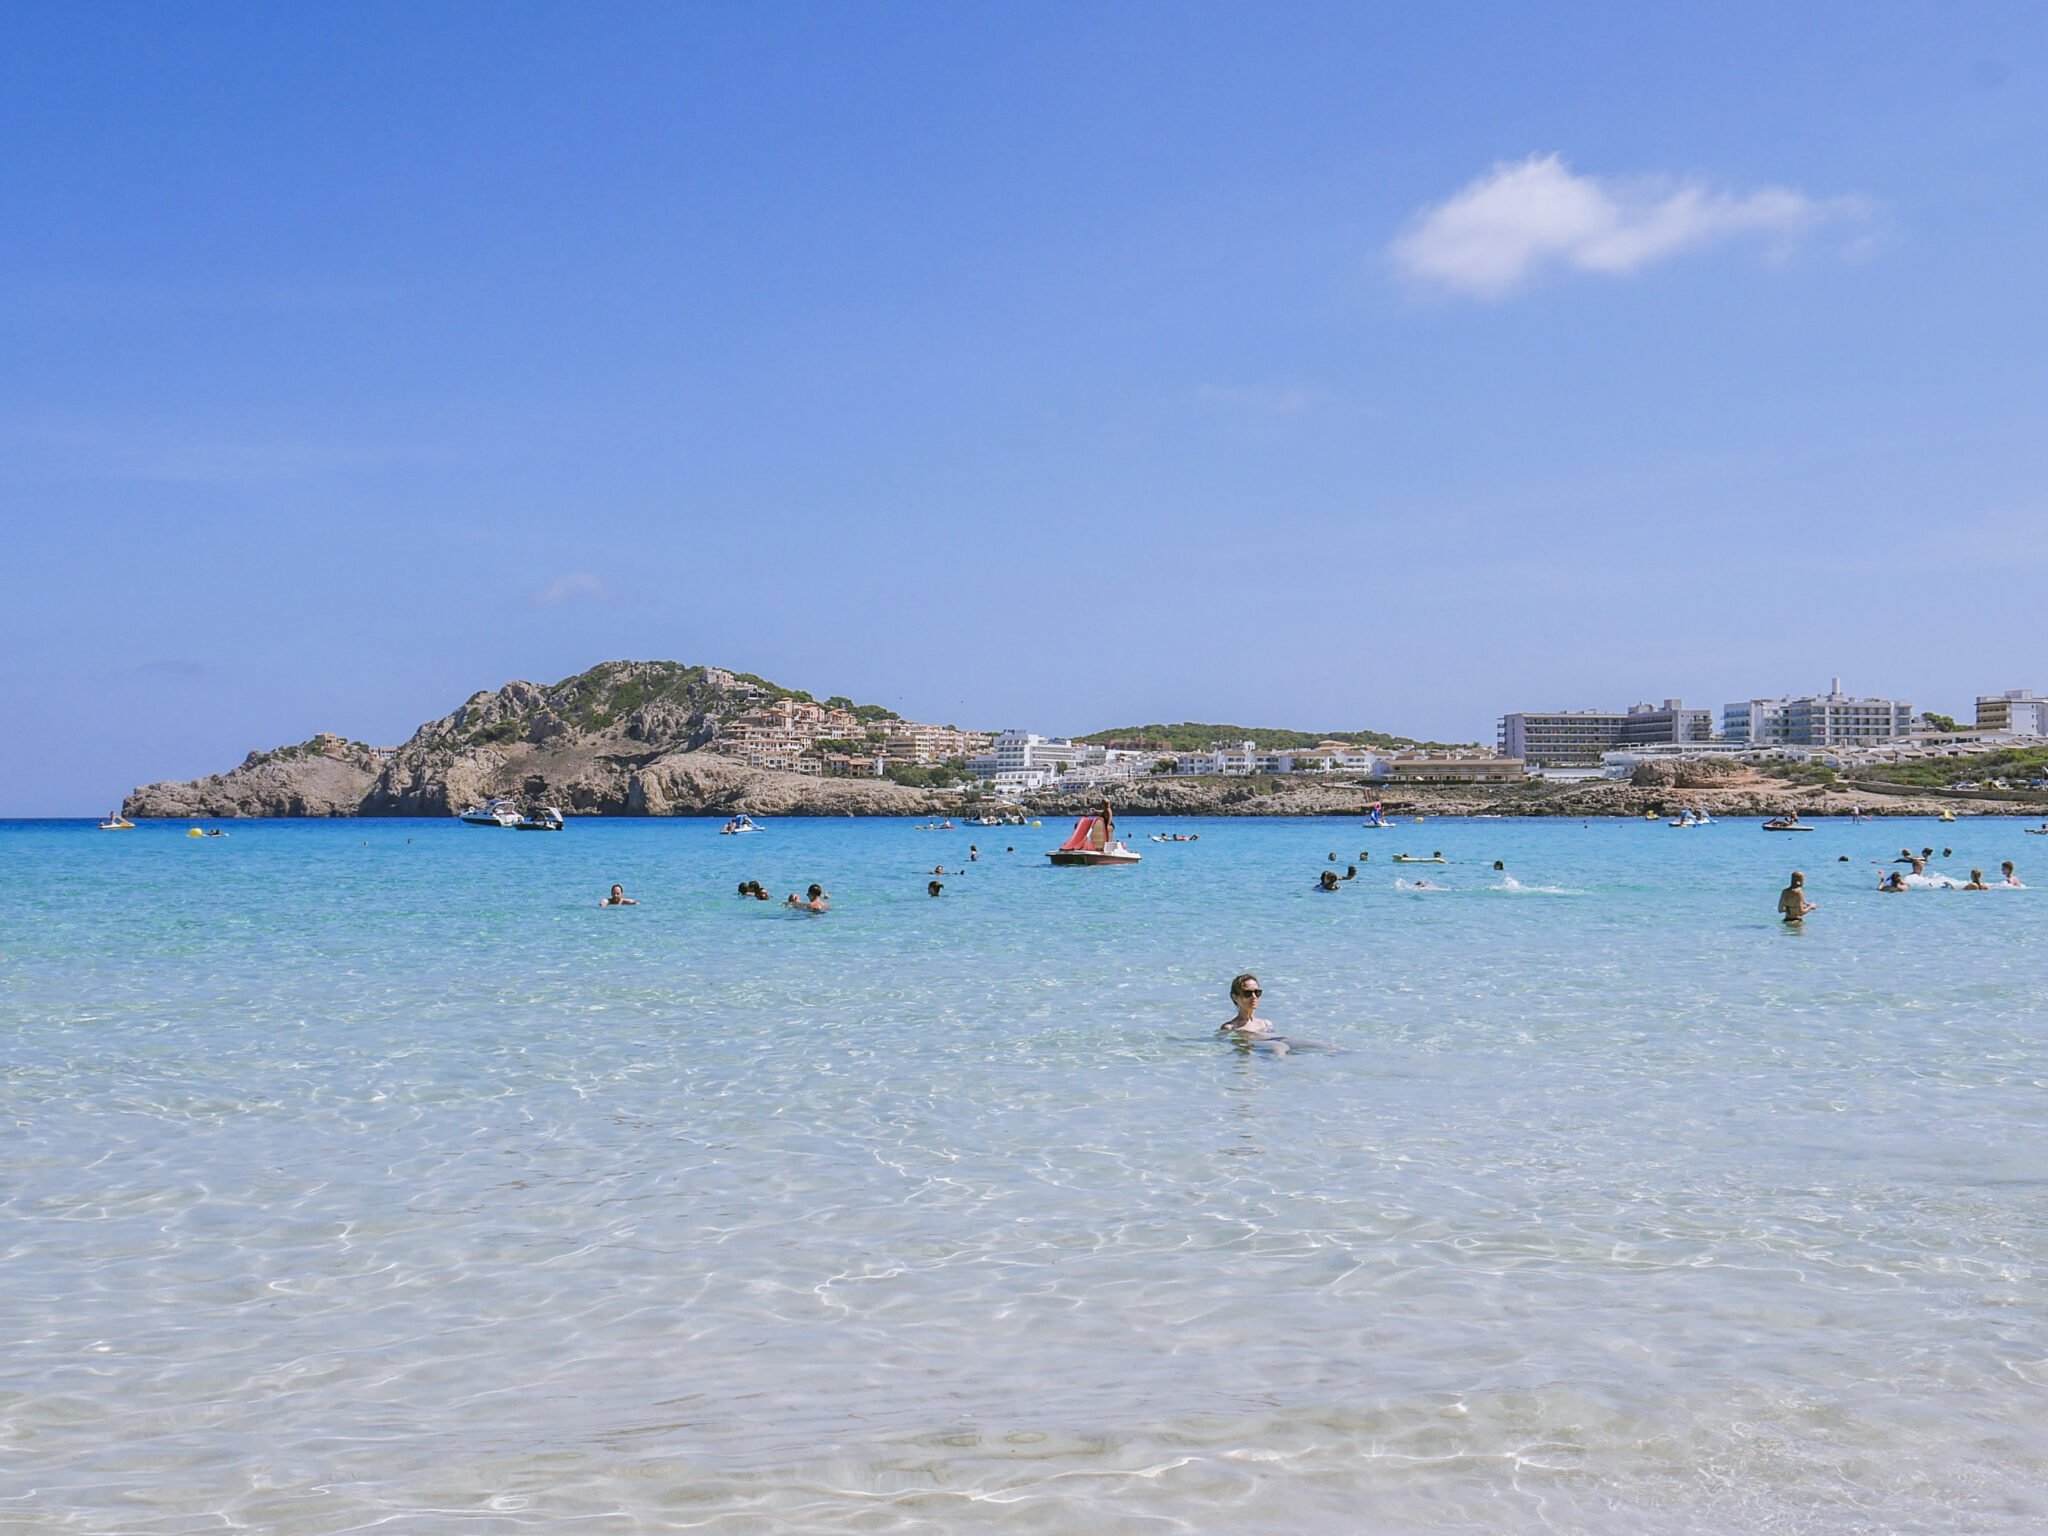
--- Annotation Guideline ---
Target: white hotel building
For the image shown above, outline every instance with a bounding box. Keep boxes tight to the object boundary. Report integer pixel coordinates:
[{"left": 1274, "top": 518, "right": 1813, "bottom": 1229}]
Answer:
[{"left": 1722, "top": 682, "right": 1913, "bottom": 747}]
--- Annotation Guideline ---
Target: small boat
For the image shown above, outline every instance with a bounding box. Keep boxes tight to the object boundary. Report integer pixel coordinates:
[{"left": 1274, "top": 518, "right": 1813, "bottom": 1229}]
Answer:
[
  {"left": 719, "top": 815, "right": 763, "bottom": 834},
  {"left": 1669, "top": 810, "right": 1717, "bottom": 827},
  {"left": 1938, "top": 809, "right": 1958, "bottom": 822},
  {"left": 513, "top": 806, "right": 565, "bottom": 831},
  {"left": 1047, "top": 810, "right": 1141, "bottom": 866},
  {"left": 459, "top": 799, "right": 522, "bottom": 827},
  {"left": 98, "top": 813, "right": 135, "bottom": 830},
  {"left": 1762, "top": 817, "right": 1813, "bottom": 831},
  {"left": 914, "top": 819, "right": 958, "bottom": 831},
  {"left": 1392, "top": 853, "right": 1447, "bottom": 864}
]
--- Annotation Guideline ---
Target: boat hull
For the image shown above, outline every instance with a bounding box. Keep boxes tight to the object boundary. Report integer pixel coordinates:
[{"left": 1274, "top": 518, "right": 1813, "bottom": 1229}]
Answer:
[{"left": 1047, "top": 850, "right": 1142, "bottom": 866}]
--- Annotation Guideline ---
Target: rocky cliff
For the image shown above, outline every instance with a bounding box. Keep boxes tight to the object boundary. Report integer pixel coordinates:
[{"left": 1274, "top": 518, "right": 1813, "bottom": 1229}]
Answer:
[
  {"left": 125, "top": 735, "right": 387, "bottom": 818},
  {"left": 126, "top": 661, "right": 943, "bottom": 818}
]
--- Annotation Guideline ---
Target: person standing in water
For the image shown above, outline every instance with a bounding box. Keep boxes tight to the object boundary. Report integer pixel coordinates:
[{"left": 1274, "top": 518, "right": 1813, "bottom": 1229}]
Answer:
[
  {"left": 2003, "top": 861, "right": 2025, "bottom": 887},
  {"left": 1219, "top": 974, "right": 1275, "bottom": 1037},
  {"left": 1778, "top": 870, "right": 1815, "bottom": 924},
  {"left": 600, "top": 884, "right": 637, "bottom": 906}
]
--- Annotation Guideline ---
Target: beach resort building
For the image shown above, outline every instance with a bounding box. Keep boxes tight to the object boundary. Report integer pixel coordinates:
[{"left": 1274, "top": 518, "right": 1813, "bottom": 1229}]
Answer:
[
  {"left": 989, "top": 731, "right": 1083, "bottom": 777},
  {"left": 1976, "top": 690, "right": 2048, "bottom": 736},
  {"left": 1381, "top": 755, "right": 1525, "bottom": 784},
  {"left": 1498, "top": 700, "right": 1711, "bottom": 767},
  {"left": 1722, "top": 682, "right": 1914, "bottom": 747}
]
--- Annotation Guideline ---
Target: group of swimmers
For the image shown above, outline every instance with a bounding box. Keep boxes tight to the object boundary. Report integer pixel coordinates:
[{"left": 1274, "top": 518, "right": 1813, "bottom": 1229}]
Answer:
[
  {"left": 1780, "top": 855, "right": 2025, "bottom": 921},
  {"left": 603, "top": 880, "right": 830, "bottom": 910}
]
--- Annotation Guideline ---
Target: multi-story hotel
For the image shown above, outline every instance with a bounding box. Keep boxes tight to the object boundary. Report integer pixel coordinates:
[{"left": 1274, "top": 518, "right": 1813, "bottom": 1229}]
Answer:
[
  {"left": 1976, "top": 690, "right": 2048, "bottom": 735},
  {"left": 1722, "top": 682, "right": 1913, "bottom": 747},
  {"left": 1498, "top": 700, "right": 1712, "bottom": 767}
]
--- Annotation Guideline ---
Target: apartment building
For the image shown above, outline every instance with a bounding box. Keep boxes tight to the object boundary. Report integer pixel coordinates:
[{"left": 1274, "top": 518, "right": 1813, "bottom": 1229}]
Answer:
[
  {"left": 1976, "top": 690, "right": 2048, "bottom": 735},
  {"left": 1498, "top": 700, "right": 1709, "bottom": 767},
  {"left": 1723, "top": 682, "right": 1913, "bottom": 746}
]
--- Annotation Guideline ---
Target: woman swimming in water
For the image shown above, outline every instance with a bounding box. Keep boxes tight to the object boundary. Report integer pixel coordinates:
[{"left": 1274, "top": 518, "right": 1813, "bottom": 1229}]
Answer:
[{"left": 1219, "top": 973, "right": 1274, "bottom": 1037}]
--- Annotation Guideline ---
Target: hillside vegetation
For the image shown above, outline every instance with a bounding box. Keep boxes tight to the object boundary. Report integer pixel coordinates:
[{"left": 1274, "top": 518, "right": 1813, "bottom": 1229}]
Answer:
[
  {"left": 1850, "top": 746, "right": 2048, "bottom": 790},
  {"left": 1077, "top": 721, "right": 1471, "bottom": 753}
]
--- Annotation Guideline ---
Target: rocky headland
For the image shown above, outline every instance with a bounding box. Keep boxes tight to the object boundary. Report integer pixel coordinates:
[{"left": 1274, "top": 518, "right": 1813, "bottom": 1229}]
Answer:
[
  {"left": 124, "top": 659, "right": 2048, "bottom": 820},
  {"left": 125, "top": 662, "right": 939, "bottom": 819}
]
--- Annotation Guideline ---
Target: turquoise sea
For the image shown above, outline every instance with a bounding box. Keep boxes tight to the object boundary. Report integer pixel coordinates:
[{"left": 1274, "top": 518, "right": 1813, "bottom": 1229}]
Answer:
[{"left": 5, "top": 813, "right": 2048, "bottom": 1533}]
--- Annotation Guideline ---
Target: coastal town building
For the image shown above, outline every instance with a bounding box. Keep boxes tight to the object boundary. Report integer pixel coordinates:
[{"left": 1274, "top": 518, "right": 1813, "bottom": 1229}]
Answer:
[
  {"left": 1722, "top": 682, "right": 1914, "bottom": 747},
  {"left": 710, "top": 695, "right": 991, "bottom": 777},
  {"left": 1976, "top": 690, "right": 2048, "bottom": 736},
  {"left": 1381, "top": 755, "right": 1525, "bottom": 784},
  {"left": 1498, "top": 700, "right": 1711, "bottom": 767}
]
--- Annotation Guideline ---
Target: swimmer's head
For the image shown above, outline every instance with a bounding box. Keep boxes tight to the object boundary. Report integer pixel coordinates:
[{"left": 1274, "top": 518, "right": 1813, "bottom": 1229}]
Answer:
[
  {"left": 928, "top": 880, "right": 943, "bottom": 896},
  {"left": 1789, "top": 871, "right": 1804, "bottom": 886},
  {"left": 611, "top": 885, "right": 625, "bottom": 899},
  {"left": 808, "top": 884, "right": 823, "bottom": 899},
  {"left": 1230, "top": 973, "right": 1261, "bottom": 1003}
]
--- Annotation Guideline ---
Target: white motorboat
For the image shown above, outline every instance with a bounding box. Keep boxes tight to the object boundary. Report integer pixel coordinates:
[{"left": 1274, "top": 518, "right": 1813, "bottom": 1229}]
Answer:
[
  {"left": 458, "top": 799, "right": 522, "bottom": 827},
  {"left": 513, "top": 806, "right": 565, "bottom": 831},
  {"left": 719, "top": 815, "right": 763, "bottom": 835}
]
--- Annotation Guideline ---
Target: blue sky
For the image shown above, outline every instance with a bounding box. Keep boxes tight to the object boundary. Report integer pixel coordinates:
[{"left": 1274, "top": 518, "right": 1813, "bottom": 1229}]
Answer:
[{"left": 5, "top": 3, "right": 2046, "bottom": 813}]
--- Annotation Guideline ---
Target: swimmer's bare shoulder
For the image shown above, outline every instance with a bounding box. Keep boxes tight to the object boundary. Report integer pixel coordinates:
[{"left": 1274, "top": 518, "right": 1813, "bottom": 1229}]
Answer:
[{"left": 1219, "top": 1016, "right": 1276, "bottom": 1036}]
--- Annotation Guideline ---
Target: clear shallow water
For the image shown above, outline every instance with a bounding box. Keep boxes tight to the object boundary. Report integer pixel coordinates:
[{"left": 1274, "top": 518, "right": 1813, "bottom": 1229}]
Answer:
[{"left": 4, "top": 814, "right": 2048, "bottom": 1534}]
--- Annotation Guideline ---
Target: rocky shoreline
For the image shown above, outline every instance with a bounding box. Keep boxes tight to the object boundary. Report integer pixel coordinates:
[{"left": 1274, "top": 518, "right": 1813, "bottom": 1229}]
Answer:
[
  {"left": 127, "top": 749, "right": 2043, "bottom": 823},
  {"left": 125, "top": 660, "right": 2046, "bottom": 822}
]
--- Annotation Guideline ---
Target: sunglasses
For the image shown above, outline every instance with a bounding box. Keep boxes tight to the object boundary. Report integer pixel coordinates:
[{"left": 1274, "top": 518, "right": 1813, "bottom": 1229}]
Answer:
[{"left": 1238, "top": 987, "right": 1262, "bottom": 997}]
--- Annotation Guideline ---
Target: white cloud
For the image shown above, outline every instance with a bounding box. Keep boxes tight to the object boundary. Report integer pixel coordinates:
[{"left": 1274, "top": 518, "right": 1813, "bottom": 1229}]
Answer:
[
  {"left": 1390, "top": 154, "right": 1867, "bottom": 300},
  {"left": 528, "top": 571, "right": 619, "bottom": 608}
]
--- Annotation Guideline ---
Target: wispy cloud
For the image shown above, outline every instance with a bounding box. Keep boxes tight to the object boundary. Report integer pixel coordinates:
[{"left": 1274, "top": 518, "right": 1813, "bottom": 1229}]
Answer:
[
  {"left": 1391, "top": 154, "right": 1870, "bottom": 300},
  {"left": 527, "top": 571, "right": 621, "bottom": 608}
]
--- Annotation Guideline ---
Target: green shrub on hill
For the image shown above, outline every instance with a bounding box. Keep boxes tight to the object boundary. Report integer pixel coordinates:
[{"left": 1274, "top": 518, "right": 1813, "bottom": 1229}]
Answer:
[{"left": 1076, "top": 721, "right": 1467, "bottom": 752}]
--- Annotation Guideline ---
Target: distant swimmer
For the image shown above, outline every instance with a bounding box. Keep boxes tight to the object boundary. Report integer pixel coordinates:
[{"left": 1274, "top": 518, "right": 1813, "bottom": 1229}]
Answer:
[
  {"left": 1219, "top": 973, "right": 1275, "bottom": 1038},
  {"left": 2004, "top": 861, "right": 2025, "bottom": 888},
  {"left": 600, "top": 884, "right": 638, "bottom": 906},
  {"left": 805, "top": 883, "right": 830, "bottom": 911},
  {"left": 1492, "top": 860, "right": 1505, "bottom": 871},
  {"left": 1963, "top": 869, "right": 1991, "bottom": 890},
  {"left": 1879, "top": 871, "right": 1908, "bottom": 892},
  {"left": 1942, "top": 847, "right": 1953, "bottom": 858},
  {"left": 1409, "top": 878, "right": 1444, "bottom": 890},
  {"left": 1342, "top": 864, "right": 1358, "bottom": 881},
  {"left": 969, "top": 845, "right": 979, "bottom": 861},
  {"left": 1318, "top": 869, "right": 1342, "bottom": 891},
  {"left": 1777, "top": 870, "right": 1815, "bottom": 924},
  {"left": 928, "top": 879, "right": 944, "bottom": 896},
  {"left": 1358, "top": 851, "right": 1370, "bottom": 862}
]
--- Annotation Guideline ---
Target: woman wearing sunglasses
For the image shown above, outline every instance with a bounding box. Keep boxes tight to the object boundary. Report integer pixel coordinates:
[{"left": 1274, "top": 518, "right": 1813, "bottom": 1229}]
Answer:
[{"left": 1220, "top": 973, "right": 1275, "bottom": 1038}]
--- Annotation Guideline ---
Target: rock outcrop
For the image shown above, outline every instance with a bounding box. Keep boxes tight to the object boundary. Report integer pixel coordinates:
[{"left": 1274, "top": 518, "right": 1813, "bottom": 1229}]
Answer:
[
  {"left": 126, "top": 735, "right": 386, "bottom": 818},
  {"left": 125, "top": 662, "right": 951, "bottom": 819}
]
